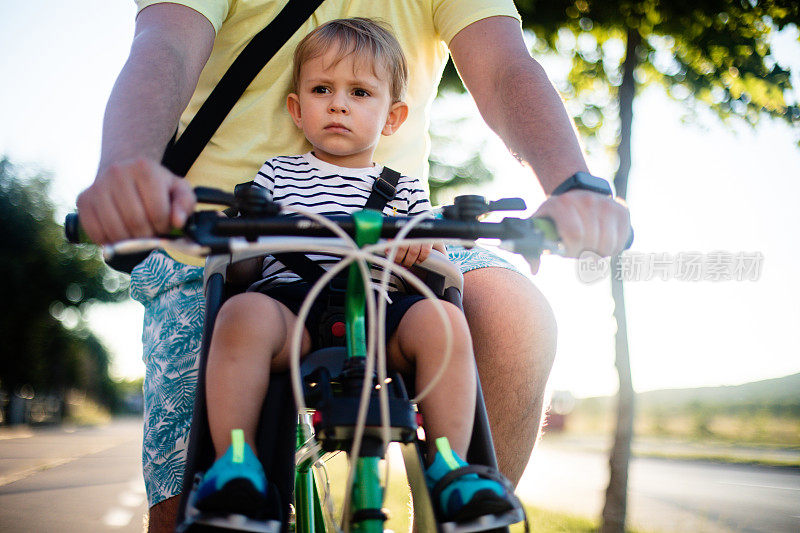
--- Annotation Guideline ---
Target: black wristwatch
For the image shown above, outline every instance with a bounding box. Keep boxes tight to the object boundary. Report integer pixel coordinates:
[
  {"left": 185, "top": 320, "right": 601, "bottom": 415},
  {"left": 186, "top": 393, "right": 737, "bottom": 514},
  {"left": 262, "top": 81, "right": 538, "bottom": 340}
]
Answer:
[{"left": 551, "top": 171, "right": 613, "bottom": 197}]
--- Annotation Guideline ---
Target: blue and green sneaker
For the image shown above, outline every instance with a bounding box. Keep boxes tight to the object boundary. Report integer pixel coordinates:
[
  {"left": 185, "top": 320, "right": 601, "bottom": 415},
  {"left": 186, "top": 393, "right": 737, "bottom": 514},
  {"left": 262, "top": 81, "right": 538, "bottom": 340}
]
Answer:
[
  {"left": 424, "top": 437, "right": 516, "bottom": 522},
  {"left": 195, "top": 429, "right": 269, "bottom": 518}
]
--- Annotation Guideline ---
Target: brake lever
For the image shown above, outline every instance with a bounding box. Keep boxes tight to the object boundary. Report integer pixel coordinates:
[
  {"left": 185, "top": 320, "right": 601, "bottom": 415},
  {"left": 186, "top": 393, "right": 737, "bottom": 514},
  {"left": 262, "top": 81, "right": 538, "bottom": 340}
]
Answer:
[
  {"left": 487, "top": 197, "right": 526, "bottom": 212},
  {"left": 442, "top": 195, "right": 527, "bottom": 221}
]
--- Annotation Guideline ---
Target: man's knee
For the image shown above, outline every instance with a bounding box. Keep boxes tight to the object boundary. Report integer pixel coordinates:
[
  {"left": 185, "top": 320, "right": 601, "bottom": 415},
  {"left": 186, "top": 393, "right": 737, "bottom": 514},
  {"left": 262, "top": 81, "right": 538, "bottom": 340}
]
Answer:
[
  {"left": 462, "top": 267, "right": 557, "bottom": 371},
  {"left": 148, "top": 495, "right": 180, "bottom": 533}
]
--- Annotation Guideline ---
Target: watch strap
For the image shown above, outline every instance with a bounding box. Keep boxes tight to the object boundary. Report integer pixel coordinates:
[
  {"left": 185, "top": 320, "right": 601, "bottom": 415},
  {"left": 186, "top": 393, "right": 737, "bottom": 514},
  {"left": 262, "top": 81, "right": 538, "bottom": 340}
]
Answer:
[{"left": 551, "top": 171, "right": 613, "bottom": 197}]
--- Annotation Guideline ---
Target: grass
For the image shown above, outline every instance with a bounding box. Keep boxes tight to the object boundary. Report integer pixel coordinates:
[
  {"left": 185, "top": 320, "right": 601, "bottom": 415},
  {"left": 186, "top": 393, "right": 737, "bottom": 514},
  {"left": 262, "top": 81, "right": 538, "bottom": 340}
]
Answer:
[
  {"left": 632, "top": 450, "right": 800, "bottom": 469},
  {"left": 564, "top": 409, "right": 800, "bottom": 449},
  {"left": 518, "top": 505, "right": 599, "bottom": 532},
  {"left": 546, "top": 407, "right": 800, "bottom": 469},
  {"left": 521, "top": 505, "right": 652, "bottom": 532}
]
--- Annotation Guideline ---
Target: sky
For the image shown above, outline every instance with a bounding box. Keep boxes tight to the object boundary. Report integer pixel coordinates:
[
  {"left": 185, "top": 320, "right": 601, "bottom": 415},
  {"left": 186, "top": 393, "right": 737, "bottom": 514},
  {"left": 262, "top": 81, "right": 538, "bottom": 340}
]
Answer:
[{"left": 1, "top": 1, "right": 799, "bottom": 398}]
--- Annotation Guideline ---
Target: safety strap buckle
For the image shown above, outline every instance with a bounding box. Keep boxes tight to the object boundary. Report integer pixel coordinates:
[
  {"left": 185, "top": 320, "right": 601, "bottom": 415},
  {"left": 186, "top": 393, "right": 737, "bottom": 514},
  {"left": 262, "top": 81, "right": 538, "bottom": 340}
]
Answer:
[{"left": 372, "top": 176, "right": 396, "bottom": 202}]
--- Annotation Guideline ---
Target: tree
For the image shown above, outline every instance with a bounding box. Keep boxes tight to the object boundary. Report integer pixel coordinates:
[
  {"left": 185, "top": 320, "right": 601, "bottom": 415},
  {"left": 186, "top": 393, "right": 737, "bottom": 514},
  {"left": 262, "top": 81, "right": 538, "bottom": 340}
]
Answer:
[
  {"left": 441, "top": 2, "right": 798, "bottom": 531},
  {"left": 0, "top": 157, "right": 127, "bottom": 420},
  {"left": 512, "top": 2, "right": 799, "bottom": 531}
]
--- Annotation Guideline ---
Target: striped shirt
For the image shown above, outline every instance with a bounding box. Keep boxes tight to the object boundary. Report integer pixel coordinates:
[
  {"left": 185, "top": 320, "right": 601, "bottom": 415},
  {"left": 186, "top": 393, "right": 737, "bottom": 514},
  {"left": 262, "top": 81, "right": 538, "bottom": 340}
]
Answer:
[{"left": 249, "top": 152, "right": 432, "bottom": 292}]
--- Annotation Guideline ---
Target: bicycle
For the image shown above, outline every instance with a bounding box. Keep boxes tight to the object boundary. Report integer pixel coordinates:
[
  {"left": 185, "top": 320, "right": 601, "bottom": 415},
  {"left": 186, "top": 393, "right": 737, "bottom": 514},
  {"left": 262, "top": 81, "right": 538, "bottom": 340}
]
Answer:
[{"left": 66, "top": 186, "right": 564, "bottom": 533}]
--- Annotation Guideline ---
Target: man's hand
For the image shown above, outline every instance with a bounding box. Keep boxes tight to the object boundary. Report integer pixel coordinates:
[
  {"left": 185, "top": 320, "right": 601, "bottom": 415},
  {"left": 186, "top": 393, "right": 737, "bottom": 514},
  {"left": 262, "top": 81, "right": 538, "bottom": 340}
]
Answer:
[
  {"left": 534, "top": 191, "right": 631, "bottom": 258},
  {"left": 76, "top": 158, "right": 195, "bottom": 244},
  {"left": 450, "top": 17, "right": 632, "bottom": 260},
  {"left": 76, "top": 3, "right": 213, "bottom": 245}
]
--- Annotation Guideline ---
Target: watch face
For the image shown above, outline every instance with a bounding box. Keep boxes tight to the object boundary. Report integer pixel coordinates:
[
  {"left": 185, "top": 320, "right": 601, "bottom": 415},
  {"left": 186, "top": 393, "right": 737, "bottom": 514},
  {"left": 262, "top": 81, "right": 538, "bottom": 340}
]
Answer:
[{"left": 576, "top": 173, "right": 611, "bottom": 192}]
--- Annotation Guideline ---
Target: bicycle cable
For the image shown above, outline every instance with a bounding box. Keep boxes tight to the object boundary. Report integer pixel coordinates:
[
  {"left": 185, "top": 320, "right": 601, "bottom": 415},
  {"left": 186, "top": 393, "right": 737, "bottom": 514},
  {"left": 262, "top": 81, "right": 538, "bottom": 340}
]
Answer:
[{"left": 281, "top": 206, "right": 458, "bottom": 531}]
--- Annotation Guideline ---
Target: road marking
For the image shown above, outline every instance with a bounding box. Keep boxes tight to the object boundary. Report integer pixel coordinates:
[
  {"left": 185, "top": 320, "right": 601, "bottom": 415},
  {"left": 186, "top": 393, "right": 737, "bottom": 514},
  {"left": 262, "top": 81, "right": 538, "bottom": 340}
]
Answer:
[
  {"left": 718, "top": 481, "right": 800, "bottom": 491},
  {"left": 119, "top": 490, "right": 145, "bottom": 507},
  {"left": 0, "top": 440, "right": 126, "bottom": 487},
  {"left": 0, "top": 457, "right": 74, "bottom": 487},
  {"left": 103, "top": 508, "right": 134, "bottom": 528}
]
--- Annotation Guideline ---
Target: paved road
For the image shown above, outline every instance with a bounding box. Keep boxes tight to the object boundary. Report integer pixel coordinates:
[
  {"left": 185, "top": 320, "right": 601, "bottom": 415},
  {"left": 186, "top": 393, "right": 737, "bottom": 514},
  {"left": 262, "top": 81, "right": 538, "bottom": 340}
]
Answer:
[
  {"left": 517, "top": 441, "right": 800, "bottom": 533},
  {"left": 2, "top": 419, "right": 799, "bottom": 532},
  {"left": 0, "top": 418, "right": 147, "bottom": 532}
]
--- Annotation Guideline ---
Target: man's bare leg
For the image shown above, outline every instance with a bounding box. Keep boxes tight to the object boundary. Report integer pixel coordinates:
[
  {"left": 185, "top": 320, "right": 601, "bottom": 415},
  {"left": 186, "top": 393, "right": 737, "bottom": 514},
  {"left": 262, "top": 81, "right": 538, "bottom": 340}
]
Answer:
[
  {"left": 461, "top": 267, "right": 557, "bottom": 486},
  {"left": 148, "top": 495, "right": 179, "bottom": 533}
]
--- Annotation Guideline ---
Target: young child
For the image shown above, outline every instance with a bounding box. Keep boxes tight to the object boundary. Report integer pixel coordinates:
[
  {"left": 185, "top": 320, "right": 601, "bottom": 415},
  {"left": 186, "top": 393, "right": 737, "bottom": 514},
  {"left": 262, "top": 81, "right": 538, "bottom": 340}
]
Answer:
[{"left": 195, "top": 18, "right": 514, "bottom": 522}]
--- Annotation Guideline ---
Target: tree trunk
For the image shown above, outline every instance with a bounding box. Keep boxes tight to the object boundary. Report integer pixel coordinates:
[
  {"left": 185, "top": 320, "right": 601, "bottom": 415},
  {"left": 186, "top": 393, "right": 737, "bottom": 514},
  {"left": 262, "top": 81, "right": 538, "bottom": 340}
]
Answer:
[{"left": 600, "top": 26, "right": 640, "bottom": 533}]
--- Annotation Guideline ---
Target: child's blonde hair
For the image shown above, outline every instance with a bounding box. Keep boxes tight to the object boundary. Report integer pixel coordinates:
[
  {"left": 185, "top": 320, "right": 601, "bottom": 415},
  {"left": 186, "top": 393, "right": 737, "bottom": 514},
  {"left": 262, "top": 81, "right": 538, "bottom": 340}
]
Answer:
[{"left": 292, "top": 18, "right": 408, "bottom": 103}]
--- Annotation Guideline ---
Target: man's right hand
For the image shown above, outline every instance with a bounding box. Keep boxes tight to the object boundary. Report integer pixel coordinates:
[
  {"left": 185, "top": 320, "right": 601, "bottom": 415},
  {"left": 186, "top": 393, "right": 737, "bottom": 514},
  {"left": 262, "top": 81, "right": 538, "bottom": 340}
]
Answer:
[{"left": 76, "top": 158, "right": 195, "bottom": 244}]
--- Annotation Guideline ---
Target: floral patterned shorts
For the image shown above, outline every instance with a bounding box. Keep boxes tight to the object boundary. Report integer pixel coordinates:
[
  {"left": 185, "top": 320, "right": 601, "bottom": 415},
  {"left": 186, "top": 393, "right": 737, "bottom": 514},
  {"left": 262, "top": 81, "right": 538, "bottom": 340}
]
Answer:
[{"left": 131, "top": 246, "right": 517, "bottom": 506}]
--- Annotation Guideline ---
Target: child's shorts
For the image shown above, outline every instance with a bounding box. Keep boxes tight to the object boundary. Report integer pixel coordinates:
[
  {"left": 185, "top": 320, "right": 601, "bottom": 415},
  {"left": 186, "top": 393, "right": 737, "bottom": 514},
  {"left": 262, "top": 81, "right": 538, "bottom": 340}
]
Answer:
[
  {"left": 131, "top": 245, "right": 518, "bottom": 507},
  {"left": 256, "top": 281, "right": 425, "bottom": 350}
]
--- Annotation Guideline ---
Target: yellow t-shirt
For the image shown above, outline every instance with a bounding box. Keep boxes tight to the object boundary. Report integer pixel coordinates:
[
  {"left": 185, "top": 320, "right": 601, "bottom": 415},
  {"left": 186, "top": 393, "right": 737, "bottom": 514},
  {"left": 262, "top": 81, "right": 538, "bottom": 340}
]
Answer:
[{"left": 134, "top": 0, "right": 520, "bottom": 263}]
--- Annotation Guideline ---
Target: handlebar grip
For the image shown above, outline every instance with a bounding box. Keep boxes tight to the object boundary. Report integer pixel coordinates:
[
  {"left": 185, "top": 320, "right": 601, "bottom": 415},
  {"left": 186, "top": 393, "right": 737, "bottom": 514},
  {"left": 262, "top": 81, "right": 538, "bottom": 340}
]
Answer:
[
  {"left": 532, "top": 217, "right": 559, "bottom": 242},
  {"left": 532, "top": 217, "right": 633, "bottom": 251},
  {"left": 64, "top": 213, "right": 86, "bottom": 244},
  {"left": 194, "top": 186, "right": 237, "bottom": 207}
]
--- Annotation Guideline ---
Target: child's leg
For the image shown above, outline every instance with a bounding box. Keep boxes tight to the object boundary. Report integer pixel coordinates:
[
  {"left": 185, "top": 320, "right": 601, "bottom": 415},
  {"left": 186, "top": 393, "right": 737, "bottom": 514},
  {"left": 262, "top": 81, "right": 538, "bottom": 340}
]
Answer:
[
  {"left": 206, "top": 292, "right": 312, "bottom": 458},
  {"left": 388, "top": 299, "right": 517, "bottom": 520},
  {"left": 386, "top": 299, "right": 475, "bottom": 461}
]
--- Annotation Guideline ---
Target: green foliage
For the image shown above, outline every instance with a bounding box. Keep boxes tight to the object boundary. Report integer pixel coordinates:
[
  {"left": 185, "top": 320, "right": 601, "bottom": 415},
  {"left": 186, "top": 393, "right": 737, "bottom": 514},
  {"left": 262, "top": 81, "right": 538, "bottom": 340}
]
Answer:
[
  {"left": 0, "top": 157, "right": 127, "bottom": 408},
  {"left": 516, "top": 0, "right": 799, "bottom": 140},
  {"left": 426, "top": 99, "right": 497, "bottom": 204},
  {"left": 432, "top": 2, "right": 799, "bottom": 199},
  {"left": 428, "top": 146, "right": 495, "bottom": 205}
]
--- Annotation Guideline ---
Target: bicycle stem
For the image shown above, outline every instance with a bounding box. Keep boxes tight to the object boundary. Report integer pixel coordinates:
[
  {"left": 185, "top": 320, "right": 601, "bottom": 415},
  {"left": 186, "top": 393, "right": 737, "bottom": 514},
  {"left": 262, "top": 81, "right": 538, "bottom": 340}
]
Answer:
[{"left": 345, "top": 210, "right": 383, "bottom": 361}]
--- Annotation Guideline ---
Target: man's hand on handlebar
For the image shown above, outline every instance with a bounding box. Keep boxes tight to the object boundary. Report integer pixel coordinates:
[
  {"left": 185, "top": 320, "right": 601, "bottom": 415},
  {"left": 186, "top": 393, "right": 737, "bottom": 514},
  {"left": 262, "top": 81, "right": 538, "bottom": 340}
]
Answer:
[
  {"left": 534, "top": 190, "right": 631, "bottom": 259},
  {"left": 76, "top": 158, "right": 195, "bottom": 244}
]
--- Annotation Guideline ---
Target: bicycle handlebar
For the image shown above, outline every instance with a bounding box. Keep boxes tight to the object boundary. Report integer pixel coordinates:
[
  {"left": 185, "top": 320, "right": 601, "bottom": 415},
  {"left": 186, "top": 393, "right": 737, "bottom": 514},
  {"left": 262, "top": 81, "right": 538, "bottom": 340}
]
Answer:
[{"left": 64, "top": 186, "right": 632, "bottom": 261}]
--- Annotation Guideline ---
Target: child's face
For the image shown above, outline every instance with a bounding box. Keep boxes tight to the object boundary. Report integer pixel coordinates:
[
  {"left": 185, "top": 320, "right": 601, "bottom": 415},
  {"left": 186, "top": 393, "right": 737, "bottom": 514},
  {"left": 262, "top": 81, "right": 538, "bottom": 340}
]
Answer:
[{"left": 287, "top": 50, "right": 407, "bottom": 168}]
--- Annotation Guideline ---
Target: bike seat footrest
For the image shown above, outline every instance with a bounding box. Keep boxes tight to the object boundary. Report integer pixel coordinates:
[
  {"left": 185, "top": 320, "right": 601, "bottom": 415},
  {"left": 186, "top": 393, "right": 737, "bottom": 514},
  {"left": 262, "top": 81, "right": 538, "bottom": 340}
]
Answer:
[
  {"left": 177, "top": 513, "right": 282, "bottom": 533},
  {"left": 440, "top": 507, "right": 526, "bottom": 533},
  {"left": 178, "top": 474, "right": 283, "bottom": 533}
]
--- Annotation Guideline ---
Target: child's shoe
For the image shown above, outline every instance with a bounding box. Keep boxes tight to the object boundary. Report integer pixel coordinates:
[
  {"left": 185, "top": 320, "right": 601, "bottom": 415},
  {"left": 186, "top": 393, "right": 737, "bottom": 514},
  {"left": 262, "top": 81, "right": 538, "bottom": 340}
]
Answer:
[
  {"left": 195, "top": 429, "right": 269, "bottom": 518},
  {"left": 424, "top": 437, "right": 516, "bottom": 522}
]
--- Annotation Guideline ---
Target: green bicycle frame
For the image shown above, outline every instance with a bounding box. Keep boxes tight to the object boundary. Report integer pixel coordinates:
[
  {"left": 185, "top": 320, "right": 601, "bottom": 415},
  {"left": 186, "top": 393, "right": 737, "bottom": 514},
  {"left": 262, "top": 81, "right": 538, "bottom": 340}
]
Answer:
[
  {"left": 346, "top": 210, "right": 385, "bottom": 533},
  {"left": 294, "top": 415, "right": 326, "bottom": 533},
  {"left": 293, "top": 210, "right": 385, "bottom": 533}
]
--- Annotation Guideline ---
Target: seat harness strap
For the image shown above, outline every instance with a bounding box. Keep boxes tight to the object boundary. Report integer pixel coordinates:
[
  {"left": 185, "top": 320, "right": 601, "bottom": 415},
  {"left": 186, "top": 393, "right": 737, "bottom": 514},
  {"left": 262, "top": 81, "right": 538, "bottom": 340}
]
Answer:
[{"left": 271, "top": 165, "right": 401, "bottom": 286}]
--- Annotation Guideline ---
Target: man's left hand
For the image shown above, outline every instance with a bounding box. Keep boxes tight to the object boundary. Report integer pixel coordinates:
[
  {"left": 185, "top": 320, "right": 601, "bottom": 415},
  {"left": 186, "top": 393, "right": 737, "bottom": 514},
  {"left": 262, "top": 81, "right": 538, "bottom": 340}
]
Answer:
[{"left": 534, "top": 190, "right": 631, "bottom": 258}]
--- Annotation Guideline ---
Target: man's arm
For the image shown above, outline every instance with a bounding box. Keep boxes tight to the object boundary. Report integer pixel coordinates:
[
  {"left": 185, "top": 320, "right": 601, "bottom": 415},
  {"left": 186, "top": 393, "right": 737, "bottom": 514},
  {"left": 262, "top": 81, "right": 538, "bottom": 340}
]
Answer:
[
  {"left": 77, "top": 4, "right": 215, "bottom": 244},
  {"left": 449, "top": 16, "right": 631, "bottom": 258}
]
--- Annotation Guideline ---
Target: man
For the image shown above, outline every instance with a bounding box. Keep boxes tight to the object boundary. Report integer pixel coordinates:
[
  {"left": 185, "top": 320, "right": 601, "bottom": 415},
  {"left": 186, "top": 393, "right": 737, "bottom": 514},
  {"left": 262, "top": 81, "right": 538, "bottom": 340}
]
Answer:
[{"left": 77, "top": 2, "right": 631, "bottom": 531}]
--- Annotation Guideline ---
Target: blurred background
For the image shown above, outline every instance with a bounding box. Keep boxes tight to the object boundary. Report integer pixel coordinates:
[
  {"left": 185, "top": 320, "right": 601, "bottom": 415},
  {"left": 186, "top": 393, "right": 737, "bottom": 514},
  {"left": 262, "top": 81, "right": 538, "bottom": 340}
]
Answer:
[{"left": 1, "top": 2, "right": 798, "bottom": 532}]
